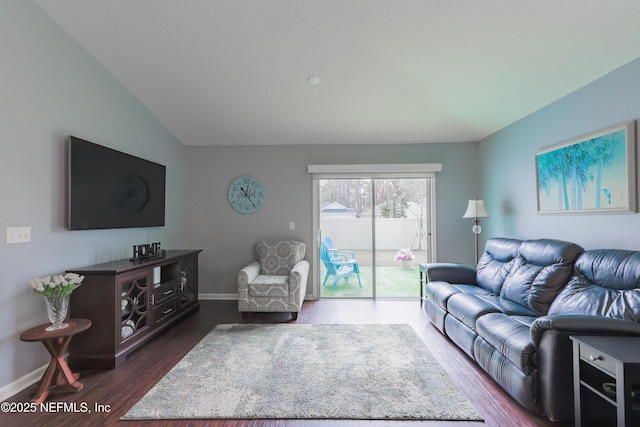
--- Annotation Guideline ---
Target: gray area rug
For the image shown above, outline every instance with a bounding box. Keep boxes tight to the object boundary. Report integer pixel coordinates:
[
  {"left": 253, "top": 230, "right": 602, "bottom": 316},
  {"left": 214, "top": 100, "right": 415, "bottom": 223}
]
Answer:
[{"left": 122, "top": 323, "right": 483, "bottom": 421}]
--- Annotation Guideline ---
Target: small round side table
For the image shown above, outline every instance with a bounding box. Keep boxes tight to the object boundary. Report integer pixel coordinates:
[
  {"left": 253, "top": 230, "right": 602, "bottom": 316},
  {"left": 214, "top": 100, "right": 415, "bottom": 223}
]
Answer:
[{"left": 20, "top": 318, "right": 91, "bottom": 404}]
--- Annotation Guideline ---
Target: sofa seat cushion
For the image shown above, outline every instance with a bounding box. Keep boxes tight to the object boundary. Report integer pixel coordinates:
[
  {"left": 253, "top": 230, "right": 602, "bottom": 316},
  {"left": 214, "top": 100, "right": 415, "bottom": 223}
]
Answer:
[
  {"left": 425, "top": 281, "right": 459, "bottom": 310},
  {"left": 475, "top": 294, "right": 538, "bottom": 316},
  {"left": 248, "top": 275, "right": 289, "bottom": 297},
  {"left": 447, "top": 293, "right": 502, "bottom": 330},
  {"left": 445, "top": 315, "right": 478, "bottom": 359},
  {"left": 476, "top": 313, "right": 538, "bottom": 374},
  {"left": 426, "top": 281, "right": 492, "bottom": 310},
  {"left": 447, "top": 292, "right": 537, "bottom": 330},
  {"left": 453, "top": 284, "right": 496, "bottom": 295}
]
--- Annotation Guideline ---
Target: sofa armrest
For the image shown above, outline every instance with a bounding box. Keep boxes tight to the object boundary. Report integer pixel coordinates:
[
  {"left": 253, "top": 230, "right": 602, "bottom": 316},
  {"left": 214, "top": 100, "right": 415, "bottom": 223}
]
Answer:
[
  {"left": 531, "top": 315, "right": 640, "bottom": 347},
  {"left": 425, "top": 263, "right": 477, "bottom": 284},
  {"left": 530, "top": 314, "right": 640, "bottom": 421}
]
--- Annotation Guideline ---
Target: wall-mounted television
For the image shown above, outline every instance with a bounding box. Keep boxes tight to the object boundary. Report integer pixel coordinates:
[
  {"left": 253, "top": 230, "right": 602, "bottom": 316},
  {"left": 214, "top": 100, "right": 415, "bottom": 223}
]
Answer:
[{"left": 68, "top": 136, "right": 166, "bottom": 230}]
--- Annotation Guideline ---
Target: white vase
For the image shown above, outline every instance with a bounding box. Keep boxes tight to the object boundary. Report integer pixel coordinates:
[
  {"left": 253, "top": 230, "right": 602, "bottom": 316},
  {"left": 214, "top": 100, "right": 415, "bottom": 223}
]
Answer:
[{"left": 44, "top": 295, "right": 70, "bottom": 331}]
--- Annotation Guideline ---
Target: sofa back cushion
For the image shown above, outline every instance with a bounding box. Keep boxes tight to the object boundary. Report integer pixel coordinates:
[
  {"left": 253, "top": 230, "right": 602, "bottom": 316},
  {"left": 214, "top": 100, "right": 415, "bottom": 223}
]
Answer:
[
  {"left": 476, "top": 238, "right": 522, "bottom": 294},
  {"left": 256, "top": 240, "right": 306, "bottom": 275},
  {"left": 548, "top": 249, "right": 640, "bottom": 322},
  {"left": 499, "top": 239, "right": 584, "bottom": 315}
]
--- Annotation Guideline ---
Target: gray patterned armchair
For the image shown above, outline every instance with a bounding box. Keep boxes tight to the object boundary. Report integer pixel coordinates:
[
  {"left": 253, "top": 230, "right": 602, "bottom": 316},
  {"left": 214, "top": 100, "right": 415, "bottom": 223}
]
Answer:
[{"left": 238, "top": 240, "right": 309, "bottom": 320}]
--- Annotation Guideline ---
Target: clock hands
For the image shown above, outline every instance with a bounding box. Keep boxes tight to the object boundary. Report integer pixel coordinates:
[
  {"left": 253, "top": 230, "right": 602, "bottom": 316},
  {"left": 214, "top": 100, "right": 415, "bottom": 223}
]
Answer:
[
  {"left": 229, "top": 176, "right": 264, "bottom": 214},
  {"left": 240, "top": 186, "right": 256, "bottom": 208}
]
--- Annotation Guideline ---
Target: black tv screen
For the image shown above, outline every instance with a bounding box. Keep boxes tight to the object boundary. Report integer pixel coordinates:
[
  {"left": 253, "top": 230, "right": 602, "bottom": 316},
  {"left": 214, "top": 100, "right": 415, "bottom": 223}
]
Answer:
[{"left": 68, "top": 136, "right": 166, "bottom": 230}]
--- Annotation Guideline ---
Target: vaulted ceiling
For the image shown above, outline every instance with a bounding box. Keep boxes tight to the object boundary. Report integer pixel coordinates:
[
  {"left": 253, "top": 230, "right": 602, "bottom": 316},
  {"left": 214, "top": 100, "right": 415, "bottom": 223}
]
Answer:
[{"left": 36, "top": 0, "right": 640, "bottom": 146}]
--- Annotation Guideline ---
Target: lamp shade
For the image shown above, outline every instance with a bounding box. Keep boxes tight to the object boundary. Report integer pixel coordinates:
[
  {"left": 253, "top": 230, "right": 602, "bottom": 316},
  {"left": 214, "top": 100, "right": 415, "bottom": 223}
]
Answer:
[{"left": 463, "top": 199, "right": 488, "bottom": 218}]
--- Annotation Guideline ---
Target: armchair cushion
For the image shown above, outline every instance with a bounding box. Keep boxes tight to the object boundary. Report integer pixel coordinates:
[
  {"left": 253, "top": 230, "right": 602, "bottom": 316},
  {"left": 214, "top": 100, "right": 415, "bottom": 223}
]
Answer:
[
  {"left": 248, "top": 275, "right": 290, "bottom": 297},
  {"left": 256, "top": 240, "right": 306, "bottom": 275}
]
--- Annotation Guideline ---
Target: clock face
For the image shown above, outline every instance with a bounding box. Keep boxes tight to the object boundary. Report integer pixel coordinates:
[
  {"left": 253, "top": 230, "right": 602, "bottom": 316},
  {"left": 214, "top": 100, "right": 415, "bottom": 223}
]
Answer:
[{"left": 227, "top": 175, "right": 266, "bottom": 214}]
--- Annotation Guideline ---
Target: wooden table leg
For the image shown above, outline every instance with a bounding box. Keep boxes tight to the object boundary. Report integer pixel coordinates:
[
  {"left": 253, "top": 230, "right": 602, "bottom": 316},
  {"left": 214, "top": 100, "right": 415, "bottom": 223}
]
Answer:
[{"left": 29, "top": 336, "right": 83, "bottom": 404}]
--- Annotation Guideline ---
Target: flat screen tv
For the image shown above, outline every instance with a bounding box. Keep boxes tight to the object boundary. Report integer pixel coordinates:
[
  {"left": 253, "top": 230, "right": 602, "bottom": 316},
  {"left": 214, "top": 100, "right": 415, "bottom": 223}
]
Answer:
[{"left": 68, "top": 136, "right": 166, "bottom": 230}]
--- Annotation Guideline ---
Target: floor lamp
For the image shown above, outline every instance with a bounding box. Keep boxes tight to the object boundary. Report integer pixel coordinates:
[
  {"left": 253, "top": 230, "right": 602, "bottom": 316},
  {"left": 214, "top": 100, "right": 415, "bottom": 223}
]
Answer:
[{"left": 463, "top": 198, "right": 489, "bottom": 265}]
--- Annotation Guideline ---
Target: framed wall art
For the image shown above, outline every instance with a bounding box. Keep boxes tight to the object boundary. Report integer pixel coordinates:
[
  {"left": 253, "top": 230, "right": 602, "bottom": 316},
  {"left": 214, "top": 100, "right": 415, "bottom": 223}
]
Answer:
[{"left": 535, "top": 121, "right": 636, "bottom": 214}]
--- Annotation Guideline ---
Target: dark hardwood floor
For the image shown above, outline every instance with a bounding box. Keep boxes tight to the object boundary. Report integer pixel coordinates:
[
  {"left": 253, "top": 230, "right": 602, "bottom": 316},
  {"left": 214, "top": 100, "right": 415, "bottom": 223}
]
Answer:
[{"left": 2, "top": 300, "right": 570, "bottom": 427}]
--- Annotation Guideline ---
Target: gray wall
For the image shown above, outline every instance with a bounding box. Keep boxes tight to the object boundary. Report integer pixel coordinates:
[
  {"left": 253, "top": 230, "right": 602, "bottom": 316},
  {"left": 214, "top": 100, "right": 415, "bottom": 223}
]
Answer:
[
  {"left": 0, "top": 2, "right": 185, "bottom": 390},
  {"left": 478, "top": 57, "right": 640, "bottom": 250},
  {"left": 185, "top": 142, "right": 479, "bottom": 296}
]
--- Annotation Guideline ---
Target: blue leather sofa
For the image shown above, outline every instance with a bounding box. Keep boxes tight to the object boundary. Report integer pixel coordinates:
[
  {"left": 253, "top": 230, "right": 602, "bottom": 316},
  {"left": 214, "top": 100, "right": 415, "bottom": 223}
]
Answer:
[{"left": 423, "top": 237, "right": 640, "bottom": 421}]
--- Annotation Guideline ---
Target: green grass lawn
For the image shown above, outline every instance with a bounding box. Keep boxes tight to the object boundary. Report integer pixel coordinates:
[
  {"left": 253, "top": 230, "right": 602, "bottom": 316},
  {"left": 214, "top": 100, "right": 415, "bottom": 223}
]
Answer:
[{"left": 320, "top": 265, "right": 419, "bottom": 298}]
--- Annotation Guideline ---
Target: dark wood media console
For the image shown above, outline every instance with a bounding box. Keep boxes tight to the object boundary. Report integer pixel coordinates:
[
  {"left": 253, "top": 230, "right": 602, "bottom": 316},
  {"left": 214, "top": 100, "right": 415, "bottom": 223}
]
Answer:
[{"left": 67, "top": 249, "right": 202, "bottom": 369}]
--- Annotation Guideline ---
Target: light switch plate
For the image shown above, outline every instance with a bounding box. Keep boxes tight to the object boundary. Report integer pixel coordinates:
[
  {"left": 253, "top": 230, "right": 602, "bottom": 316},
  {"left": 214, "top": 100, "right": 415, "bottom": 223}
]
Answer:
[{"left": 6, "top": 226, "right": 31, "bottom": 244}]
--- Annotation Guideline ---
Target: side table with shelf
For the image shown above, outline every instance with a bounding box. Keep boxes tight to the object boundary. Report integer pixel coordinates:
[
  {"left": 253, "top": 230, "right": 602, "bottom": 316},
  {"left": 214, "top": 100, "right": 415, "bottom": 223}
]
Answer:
[
  {"left": 571, "top": 335, "right": 640, "bottom": 426},
  {"left": 67, "top": 249, "right": 201, "bottom": 369}
]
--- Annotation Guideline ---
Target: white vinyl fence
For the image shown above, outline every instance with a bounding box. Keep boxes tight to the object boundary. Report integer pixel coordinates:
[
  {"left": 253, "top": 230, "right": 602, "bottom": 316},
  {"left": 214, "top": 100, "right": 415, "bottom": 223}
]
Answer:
[{"left": 320, "top": 218, "right": 426, "bottom": 250}]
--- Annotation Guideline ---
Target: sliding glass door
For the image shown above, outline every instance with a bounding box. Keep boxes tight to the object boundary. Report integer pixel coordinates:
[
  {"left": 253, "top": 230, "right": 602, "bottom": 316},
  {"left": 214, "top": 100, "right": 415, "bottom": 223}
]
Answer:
[
  {"left": 374, "top": 178, "right": 430, "bottom": 298},
  {"left": 315, "top": 176, "right": 434, "bottom": 299},
  {"left": 319, "top": 178, "right": 374, "bottom": 298}
]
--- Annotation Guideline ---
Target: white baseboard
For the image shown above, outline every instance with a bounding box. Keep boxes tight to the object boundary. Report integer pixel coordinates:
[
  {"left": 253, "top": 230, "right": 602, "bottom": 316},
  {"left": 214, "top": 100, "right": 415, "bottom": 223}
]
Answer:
[
  {"left": 198, "top": 293, "right": 238, "bottom": 300},
  {"left": 198, "top": 293, "right": 317, "bottom": 301},
  {"left": 0, "top": 362, "right": 48, "bottom": 402}
]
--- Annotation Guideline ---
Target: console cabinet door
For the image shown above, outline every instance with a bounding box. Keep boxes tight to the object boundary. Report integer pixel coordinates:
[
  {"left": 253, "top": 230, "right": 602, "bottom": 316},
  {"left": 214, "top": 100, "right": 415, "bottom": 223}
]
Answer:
[
  {"left": 178, "top": 257, "right": 198, "bottom": 311},
  {"left": 118, "top": 270, "right": 151, "bottom": 346}
]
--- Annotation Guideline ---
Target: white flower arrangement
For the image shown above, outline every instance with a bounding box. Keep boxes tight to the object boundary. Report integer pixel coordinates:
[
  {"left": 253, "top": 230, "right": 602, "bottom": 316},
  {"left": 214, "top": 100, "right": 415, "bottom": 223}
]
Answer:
[{"left": 29, "top": 273, "right": 84, "bottom": 297}]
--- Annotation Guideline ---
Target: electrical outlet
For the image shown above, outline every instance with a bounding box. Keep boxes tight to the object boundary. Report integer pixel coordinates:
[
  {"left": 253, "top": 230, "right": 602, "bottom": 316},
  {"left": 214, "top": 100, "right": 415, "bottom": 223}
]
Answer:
[
  {"left": 6, "top": 226, "right": 31, "bottom": 244},
  {"left": 289, "top": 221, "right": 295, "bottom": 230}
]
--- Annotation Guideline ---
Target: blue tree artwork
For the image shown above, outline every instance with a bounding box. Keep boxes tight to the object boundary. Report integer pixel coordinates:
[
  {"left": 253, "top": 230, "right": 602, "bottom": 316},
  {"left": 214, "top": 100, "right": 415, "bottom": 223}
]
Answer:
[{"left": 536, "top": 122, "right": 635, "bottom": 213}]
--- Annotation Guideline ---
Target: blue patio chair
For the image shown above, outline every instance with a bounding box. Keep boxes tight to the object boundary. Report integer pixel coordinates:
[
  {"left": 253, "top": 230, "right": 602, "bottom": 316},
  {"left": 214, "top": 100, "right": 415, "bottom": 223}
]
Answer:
[
  {"left": 322, "top": 237, "right": 357, "bottom": 262},
  {"left": 320, "top": 238, "right": 362, "bottom": 289}
]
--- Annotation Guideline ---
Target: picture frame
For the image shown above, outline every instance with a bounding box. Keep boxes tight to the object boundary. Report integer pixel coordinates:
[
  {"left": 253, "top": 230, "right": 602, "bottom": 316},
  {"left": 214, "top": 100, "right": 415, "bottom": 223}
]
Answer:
[{"left": 535, "top": 121, "right": 636, "bottom": 214}]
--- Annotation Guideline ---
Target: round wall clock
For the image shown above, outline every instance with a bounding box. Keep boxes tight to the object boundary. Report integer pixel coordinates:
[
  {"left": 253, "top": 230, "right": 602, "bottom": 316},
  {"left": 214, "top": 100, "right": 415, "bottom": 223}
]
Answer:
[{"left": 227, "top": 175, "right": 266, "bottom": 214}]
